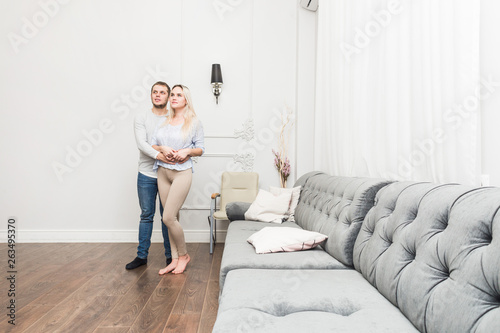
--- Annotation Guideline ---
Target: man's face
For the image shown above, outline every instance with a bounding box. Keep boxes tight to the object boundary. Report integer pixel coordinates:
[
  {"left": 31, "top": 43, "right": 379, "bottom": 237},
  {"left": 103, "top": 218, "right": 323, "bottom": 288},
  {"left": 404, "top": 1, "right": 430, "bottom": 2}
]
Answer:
[{"left": 151, "top": 85, "right": 169, "bottom": 108}]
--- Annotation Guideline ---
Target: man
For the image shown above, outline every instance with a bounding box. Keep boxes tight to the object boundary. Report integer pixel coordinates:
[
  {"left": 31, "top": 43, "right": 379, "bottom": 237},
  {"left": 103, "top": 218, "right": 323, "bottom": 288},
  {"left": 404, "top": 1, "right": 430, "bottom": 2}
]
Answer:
[{"left": 126, "top": 81, "right": 174, "bottom": 270}]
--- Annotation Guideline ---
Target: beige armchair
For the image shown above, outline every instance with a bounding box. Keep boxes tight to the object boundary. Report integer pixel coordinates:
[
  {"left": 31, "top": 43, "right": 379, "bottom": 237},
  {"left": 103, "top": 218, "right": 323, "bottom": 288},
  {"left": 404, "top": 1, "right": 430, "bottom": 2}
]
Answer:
[{"left": 209, "top": 172, "right": 259, "bottom": 254}]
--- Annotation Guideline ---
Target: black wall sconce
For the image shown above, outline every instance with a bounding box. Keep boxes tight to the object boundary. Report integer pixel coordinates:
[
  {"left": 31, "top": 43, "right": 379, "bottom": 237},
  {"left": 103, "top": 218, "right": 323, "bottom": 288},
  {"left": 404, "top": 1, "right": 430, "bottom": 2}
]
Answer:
[{"left": 211, "top": 64, "right": 223, "bottom": 104}]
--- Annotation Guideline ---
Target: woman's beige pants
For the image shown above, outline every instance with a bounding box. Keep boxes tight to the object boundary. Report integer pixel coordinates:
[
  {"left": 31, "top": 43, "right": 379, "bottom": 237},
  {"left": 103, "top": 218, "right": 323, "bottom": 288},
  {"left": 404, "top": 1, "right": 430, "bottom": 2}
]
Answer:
[{"left": 157, "top": 167, "right": 192, "bottom": 259}]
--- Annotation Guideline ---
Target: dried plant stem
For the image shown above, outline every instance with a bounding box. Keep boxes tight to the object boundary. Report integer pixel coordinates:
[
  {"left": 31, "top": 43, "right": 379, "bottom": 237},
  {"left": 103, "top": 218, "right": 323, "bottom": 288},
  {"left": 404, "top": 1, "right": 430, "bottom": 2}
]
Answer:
[{"left": 276, "top": 105, "right": 294, "bottom": 188}]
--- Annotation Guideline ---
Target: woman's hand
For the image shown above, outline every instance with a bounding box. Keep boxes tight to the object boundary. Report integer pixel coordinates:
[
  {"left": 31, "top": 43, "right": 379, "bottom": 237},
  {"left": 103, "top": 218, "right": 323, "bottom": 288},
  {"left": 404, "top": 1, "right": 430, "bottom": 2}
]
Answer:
[
  {"left": 153, "top": 145, "right": 191, "bottom": 164},
  {"left": 159, "top": 146, "right": 176, "bottom": 158},
  {"left": 157, "top": 153, "right": 184, "bottom": 165},
  {"left": 171, "top": 148, "right": 191, "bottom": 162}
]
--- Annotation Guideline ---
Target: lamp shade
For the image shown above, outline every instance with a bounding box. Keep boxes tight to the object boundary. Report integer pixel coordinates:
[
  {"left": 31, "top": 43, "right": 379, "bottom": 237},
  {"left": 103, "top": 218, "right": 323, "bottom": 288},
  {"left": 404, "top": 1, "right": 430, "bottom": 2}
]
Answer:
[{"left": 211, "top": 64, "right": 223, "bottom": 84}]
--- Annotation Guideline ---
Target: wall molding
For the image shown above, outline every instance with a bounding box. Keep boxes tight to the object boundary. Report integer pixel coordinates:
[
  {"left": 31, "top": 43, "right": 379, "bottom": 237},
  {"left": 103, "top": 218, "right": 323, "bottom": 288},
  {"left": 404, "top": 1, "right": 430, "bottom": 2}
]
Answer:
[
  {"left": 0, "top": 230, "right": 227, "bottom": 244},
  {"left": 181, "top": 205, "right": 210, "bottom": 210},
  {"left": 234, "top": 118, "right": 255, "bottom": 141},
  {"left": 201, "top": 153, "right": 234, "bottom": 158},
  {"left": 204, "top": 135, "right": 238, "bottom": 139},
  {"left": 233, "top": 153, "right": 255, "bottom": 172}
]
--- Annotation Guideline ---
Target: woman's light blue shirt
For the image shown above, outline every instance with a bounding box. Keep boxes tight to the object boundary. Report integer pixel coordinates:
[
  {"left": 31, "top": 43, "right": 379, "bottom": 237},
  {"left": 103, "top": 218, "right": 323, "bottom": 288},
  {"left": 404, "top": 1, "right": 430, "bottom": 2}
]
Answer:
[{"left": 151, "top": 119, "right": 205, "bottom": 172}]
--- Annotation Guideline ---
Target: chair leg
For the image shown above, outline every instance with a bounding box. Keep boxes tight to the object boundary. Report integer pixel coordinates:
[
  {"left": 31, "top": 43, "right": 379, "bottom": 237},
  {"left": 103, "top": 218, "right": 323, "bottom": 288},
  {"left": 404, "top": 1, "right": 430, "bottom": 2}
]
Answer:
[
  {"left": 214, "top": 217, "right": 217, "bottom": 244},
  {"left": 208, "top": 216, "right": 214, "bottom": 254},
  {"left": 209, "top": 196, "right": 219, "bottom": 254}
]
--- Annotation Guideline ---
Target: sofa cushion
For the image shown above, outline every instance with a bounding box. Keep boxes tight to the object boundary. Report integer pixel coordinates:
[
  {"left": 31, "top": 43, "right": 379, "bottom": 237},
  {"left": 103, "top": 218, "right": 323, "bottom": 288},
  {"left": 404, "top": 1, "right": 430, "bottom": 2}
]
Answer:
[
  {"left": 213, "top": 269, "right": 418, "bottom": 333},
  {"left": 354, "top": 181, "right": 500, "bottom": 333},
  {"left": 247, "top": 227, "right": 327, "bottom": 254},
  {"left": 225, "top": 202, "right": 252, "bottom": 221},
  {"left": 244, "top": 189, "right": 292, "bottom": 223},
  {"left": 293, "top": 172, "right": 392, "bottom": 266},
  {"left": 269, "top": 186, "right": 301, "bottom": 221},
  {"left": 219, "top": 220, "right": 347, "bottom": 290}
]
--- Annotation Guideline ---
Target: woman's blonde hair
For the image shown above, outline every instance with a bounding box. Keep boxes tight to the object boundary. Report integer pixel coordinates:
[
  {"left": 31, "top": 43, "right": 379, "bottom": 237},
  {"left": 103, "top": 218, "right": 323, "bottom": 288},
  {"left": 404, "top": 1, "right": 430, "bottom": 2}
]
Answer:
[{"left": 164, "top": 84, "right": 198, "bottom": 138}]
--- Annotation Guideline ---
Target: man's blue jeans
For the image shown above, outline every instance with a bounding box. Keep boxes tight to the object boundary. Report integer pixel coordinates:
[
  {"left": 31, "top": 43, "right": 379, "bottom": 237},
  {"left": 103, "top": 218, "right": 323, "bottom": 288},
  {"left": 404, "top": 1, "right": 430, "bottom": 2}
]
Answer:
[{"left": 137, "top": 172, "right": 171, "bottom": 259}]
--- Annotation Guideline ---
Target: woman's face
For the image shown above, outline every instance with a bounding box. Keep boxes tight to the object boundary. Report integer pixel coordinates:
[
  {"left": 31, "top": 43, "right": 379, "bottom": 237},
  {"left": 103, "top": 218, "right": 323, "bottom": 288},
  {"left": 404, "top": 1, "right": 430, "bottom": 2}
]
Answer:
[{"left": 170, "top": 87, "right": 187, "bottom": 110}]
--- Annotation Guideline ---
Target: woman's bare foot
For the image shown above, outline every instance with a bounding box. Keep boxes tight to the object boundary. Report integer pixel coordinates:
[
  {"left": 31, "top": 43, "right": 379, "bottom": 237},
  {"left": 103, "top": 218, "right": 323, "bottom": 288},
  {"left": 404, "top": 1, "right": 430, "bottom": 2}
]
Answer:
[
  {"left": 172, "top": 254, "right": 190, "bottom": 274},
  {"left": 159, "top": 258, "right": 178, "bottom": 275}
]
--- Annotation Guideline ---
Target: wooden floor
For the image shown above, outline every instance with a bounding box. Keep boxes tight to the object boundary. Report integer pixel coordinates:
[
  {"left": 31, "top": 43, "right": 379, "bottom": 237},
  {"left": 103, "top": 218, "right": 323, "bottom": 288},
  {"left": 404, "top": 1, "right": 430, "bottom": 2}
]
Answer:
[{"left": 0, "top": 242, "right": 223, "bottom": 333}]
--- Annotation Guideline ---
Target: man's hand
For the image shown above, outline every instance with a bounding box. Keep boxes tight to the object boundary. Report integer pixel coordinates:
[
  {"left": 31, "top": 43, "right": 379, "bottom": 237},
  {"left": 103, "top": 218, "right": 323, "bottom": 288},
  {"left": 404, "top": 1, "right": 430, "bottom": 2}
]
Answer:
[{"left": 157, "top": 153, "right": 174, "bottom": 164}]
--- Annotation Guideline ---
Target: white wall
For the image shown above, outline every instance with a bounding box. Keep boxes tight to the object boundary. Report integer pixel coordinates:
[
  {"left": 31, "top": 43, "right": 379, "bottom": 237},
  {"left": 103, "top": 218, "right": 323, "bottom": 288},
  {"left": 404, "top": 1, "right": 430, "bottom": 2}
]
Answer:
[
  {"left": 3, "top": 0, "right": 500, "bottom": 243},
  {"left": 0, "top": 0, "right": 317, "bottom": 242},
  {"left": 480, "top": 0, "right": 500, "bottom": 186}
]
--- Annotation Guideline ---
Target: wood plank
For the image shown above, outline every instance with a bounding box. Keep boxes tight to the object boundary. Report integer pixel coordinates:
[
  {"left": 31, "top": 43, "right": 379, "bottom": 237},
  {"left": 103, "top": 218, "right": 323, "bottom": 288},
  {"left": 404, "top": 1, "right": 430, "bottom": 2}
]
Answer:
[
  {"left": 21, "top": 277, "right": 110, "bottom": 332},
  {"left": 25, "top": 243, "right": 121, "bottom": 308},
  {"left": 93, "top": 327, "right": 130, "bottom": 333},
  {"left": 199, "top": 243, "right": 223, "bottom": 333},
  {"left": 128, "top": 274, "right": 187, "bottom": 333},
  {"left": 56, "top": 296, "right": 121, "bottom": 333},
  {"left": 170, "top": 275, "right": 207, "bottom": 315},
  {"left": 17, "top": 243, "right": 123, "bottom": 309},
  {"left": 164, "top": 313, "right": 201, "bottom": 333},
  {"left": 22, "top": 244, "right": 134, "bottom": 333},
  {"left": 0, "top": 305, "right": 53, "bottom": 333},
  {"left": 170, "top": 244, "right": 211, "bottom": 316},
  {"left": 198, "top": 280, "right": 220, "bottom": 333},
  {"left": 96, "top": 243, "right": 166, "bottom": 329},
  {"left": 29, "top": 259, "right": 114, "bottom": 307},
  {"left": 98, "top": 265, "right": 163, "bottom": 327},
  {"left": 0, "top": 243, "right": 63, "bottom": 291},
  {"left": 15, "top": 264, "right": 61, "bottom": 308},
  {"left": 209, "top": 243, "right": 224, "bottom": 281},
  {"left": 90, "top": 244, "right": 147, "bottom": 297}
]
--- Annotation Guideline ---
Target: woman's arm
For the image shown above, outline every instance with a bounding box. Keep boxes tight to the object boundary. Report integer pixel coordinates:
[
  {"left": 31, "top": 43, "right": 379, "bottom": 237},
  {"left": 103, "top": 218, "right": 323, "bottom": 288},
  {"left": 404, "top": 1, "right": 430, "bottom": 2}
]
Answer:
[
  {"left": 153, "top": 145, "right": 176, "bottom": 157},
  {"left": 173, "top": 147, "right": 203, "bottom": 161}
]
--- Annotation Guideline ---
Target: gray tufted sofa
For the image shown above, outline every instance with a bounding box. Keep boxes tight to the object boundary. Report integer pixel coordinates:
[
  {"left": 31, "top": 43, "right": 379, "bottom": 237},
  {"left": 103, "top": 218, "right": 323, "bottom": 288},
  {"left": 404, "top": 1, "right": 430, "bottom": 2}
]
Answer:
[{"left": 212, "top": 172, "right": 500, "bottom": 332}]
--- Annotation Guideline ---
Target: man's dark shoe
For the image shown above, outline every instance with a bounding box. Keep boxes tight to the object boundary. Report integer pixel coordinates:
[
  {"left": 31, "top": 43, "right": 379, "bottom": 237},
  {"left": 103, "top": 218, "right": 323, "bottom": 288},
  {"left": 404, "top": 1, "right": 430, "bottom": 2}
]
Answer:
[
  {"left": 166, "top": 257, "right": 172, "bottom": 266},
  {"left": 126, "top": 257, "right": 147, "bottom": 270}
]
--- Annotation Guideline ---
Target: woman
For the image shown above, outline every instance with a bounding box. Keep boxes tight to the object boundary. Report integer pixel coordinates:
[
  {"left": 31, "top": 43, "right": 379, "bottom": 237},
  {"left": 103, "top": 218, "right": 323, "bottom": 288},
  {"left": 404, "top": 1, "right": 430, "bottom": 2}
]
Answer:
[{"left": 152, "top": 84, "right": 204, "bottom": 274}]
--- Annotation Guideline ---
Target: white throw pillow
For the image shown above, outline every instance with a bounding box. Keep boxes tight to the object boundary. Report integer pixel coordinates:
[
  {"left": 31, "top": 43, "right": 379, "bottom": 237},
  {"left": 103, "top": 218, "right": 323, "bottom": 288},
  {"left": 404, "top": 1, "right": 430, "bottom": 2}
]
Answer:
[
  {"left": 244, "top": 189, "right": 292, "bottom": 223},
  {"left": 247, "top": 227, "right": 328, "bottom": 254},
  {"left": 270, "top": 186, "right": 301, "bottom": 222}
]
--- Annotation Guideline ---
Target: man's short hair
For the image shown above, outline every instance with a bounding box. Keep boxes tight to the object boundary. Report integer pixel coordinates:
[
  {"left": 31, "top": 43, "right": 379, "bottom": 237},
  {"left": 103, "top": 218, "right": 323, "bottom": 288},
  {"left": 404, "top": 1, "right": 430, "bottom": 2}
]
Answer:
[{"left": 151, "top": 81, "right": 171, "bottom": 95}]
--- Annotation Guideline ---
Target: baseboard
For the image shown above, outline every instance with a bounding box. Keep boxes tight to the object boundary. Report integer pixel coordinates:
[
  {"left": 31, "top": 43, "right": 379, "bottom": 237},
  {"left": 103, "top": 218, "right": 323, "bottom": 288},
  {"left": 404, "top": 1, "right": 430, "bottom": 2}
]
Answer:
[{"left": 0, "top": 230, "right": 227, "bottom": 243}]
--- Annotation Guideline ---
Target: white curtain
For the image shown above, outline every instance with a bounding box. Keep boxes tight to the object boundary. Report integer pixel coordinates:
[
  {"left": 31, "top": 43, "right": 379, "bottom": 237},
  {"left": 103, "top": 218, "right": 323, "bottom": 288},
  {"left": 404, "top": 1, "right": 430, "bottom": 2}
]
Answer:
[{"left": 314, "top": 0, "right": 481, "bottom": 185}]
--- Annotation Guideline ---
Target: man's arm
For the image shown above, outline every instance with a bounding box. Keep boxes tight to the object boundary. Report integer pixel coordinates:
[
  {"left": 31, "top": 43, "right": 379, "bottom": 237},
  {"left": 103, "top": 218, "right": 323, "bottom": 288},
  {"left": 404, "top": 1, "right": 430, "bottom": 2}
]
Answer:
[{"left": 134, "top": 114, "right": 161, "bottom": 160}]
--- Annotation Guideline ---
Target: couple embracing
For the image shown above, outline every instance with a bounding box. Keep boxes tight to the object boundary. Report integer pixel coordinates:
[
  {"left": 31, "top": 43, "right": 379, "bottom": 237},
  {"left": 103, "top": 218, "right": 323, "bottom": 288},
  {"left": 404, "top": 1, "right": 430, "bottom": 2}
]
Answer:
[{"left": 126, "top": 82, "right": 204, "bottom": 275}]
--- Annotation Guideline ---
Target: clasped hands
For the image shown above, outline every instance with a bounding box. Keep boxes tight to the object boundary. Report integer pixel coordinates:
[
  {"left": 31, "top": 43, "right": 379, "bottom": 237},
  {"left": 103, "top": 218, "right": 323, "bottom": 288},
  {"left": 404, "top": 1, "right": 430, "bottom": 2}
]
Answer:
[{"left": 156, "top": 146, "right": 190, "bottom": 165}]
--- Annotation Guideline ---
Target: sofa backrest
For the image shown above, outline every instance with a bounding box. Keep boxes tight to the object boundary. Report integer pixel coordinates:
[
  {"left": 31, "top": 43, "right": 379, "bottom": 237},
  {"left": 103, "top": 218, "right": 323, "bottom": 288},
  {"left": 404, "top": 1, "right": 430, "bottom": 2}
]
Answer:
[
  {"left": 353, "top": 181, "right": 500, "bottom": 333},
  {"left": 293, "top": 172, "right": 391, "bottom": 267}
]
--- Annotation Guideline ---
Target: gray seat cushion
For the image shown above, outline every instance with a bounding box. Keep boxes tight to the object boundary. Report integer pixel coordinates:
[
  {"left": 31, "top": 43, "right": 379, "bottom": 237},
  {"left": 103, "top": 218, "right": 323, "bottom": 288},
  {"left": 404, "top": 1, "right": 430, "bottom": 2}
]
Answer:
[
  {"left": 219, "top": 220, "right": 346, "bottom": 290},
  {"left": 213, "top": 269, "right": 419, "bottom": 333},
  {"left": 354, "top": 181, "right": 500, "bottom": 333}
]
